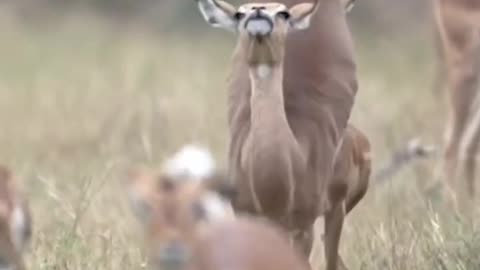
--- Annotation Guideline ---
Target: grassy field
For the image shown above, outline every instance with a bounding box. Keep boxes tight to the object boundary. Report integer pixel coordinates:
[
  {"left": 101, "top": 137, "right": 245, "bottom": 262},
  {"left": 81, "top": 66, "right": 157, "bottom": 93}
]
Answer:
[{"left": 0, "top": 9, "right": 478, "bottom": 270}]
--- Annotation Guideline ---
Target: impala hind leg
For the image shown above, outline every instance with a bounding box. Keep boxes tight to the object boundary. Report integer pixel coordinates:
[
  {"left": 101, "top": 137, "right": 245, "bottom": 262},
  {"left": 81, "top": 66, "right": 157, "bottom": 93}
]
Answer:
[
  {"left": 459, "top": 57, "right": 480, "bottom": 200},
  {"left": 443, "top": 29, "right": 480, "bottom": 199},
  {"left": 311, "top": 216, "right": 347, "bottom": 270}
]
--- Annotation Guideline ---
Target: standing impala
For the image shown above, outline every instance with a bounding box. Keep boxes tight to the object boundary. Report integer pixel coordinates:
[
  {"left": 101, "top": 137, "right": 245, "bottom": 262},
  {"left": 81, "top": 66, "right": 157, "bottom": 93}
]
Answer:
[
  {"left": 196, "top": 1, "right": 370, "bottom": 269},
  {"left": 433, "top": 0, "right": 480, "bottom": 204}
]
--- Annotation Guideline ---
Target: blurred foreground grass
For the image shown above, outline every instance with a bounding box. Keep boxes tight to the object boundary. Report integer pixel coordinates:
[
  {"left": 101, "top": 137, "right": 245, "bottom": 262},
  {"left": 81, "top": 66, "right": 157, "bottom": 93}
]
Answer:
[{"left": 0, "top": 9, "right": 477, "bottom": 270}]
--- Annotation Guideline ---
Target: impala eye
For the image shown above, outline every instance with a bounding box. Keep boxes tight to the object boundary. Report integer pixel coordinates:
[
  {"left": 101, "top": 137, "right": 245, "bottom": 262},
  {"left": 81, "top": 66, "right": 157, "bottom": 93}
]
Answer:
[
  {"left": 277, "top": 11, "right": 290, "bottom": 20},
  {"left": 234, "top": 12, "right": 245, "bottom": 21}
]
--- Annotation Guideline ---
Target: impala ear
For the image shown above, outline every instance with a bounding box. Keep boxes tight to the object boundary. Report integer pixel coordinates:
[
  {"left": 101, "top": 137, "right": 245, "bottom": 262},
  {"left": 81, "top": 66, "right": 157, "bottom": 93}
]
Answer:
[
  {"left": 196, "top": 0, "right": 239, "bottom": 31},
  {"left": 125, "top": 166, "right": 158, "bottom": 225},
  {"left": 288, "top": 1, "right": 320, "bottom": 30}
]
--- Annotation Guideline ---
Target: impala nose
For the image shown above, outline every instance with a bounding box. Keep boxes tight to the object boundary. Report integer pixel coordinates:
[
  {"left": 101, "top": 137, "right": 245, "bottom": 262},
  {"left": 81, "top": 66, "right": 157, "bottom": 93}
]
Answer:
[
  {"left": 252, "top": 6, "right": 266, "bottom": 13},
  {"left": 245, "top": 11, "right": 273, "bottom": 37}
]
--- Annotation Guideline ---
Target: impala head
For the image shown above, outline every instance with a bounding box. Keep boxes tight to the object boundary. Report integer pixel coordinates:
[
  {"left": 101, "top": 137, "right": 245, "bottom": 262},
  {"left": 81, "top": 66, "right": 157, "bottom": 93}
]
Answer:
[
  {"left": 0, "top": 166, "right": 31, "bottom": 270},
  {"left": 196, "top": 0, "right": 319, "bottom": 66},
  {"left": 126, "top": 145, "right": 235, "bottom": 270}
]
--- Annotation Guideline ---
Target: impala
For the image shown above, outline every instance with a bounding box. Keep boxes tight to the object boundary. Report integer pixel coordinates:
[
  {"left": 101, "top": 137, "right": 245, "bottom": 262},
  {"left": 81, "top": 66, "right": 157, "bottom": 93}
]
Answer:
[
  {"left": 126, "top": 145, "right": 310, "bottom": 270},
  {"left": 433, "top": 0, "right": 480, "bottom": 204},
  {"left": 195, "top": 1, "right": 369, "bottom": 269}
]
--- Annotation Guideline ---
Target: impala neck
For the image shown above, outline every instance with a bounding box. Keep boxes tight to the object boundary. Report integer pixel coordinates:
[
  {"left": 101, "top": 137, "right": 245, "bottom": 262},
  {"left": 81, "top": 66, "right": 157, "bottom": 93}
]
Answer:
[
  {"left": 249, "top": 63, "right": 284, "bottom": 106},
  {"left": 245, "top": 36, "right": 293, "bottom": 147}
]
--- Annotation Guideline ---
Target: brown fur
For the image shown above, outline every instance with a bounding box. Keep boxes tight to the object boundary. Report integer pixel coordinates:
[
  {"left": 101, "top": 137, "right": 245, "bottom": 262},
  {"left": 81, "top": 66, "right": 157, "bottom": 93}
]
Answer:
[
  {"left": 223, "top": 1, "right": 361, "bottom": 269},
  {"left": 314, "top": 124, "right": 370, "bottom": 269},
  {"left": 194, "top": 218, "right": 310, "bottom": 270},
  {"left": 126, "top": 166, "right": 310, "bottom": 270},
  {"left": 229, "top": 0, "right": 357, "bottom": 223},
  {"left": 433, "top": 0, "right": 480, "bottom": 205},
  {"left": 338, "top": 125, "right": 371, "bottom": 215}
]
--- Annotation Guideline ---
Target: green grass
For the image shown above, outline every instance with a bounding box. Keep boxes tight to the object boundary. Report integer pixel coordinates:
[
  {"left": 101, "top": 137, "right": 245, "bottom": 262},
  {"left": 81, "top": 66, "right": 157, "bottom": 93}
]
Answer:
[{"left": 0, "top": 10, "right": 477, "bottom": 270}]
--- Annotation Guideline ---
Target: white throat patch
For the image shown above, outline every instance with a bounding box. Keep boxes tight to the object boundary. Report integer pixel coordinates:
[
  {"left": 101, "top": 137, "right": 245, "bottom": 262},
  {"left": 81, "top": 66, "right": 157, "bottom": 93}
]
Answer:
[{"left": 256, "top": 64, "right": 271, "bottom": 78}]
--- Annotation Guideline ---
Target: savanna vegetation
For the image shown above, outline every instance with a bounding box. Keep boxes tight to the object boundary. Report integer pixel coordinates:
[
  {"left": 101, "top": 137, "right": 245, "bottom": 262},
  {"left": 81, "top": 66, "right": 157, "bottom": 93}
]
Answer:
[{"left": 0, "top": 1, "right": 477, "bottom": 269}]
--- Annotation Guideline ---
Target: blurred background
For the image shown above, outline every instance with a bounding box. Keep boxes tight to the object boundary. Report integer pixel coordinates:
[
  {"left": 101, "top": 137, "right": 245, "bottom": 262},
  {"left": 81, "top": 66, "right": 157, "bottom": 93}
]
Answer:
[
  {"left": 1, "top": 0, "right": 430, "bottom": 33},
  {"left": 0, "top": 0, "right": 440, "bottom": 167},
  {"left": 1, "top": 1, "right": 474, "bottom": 270}
]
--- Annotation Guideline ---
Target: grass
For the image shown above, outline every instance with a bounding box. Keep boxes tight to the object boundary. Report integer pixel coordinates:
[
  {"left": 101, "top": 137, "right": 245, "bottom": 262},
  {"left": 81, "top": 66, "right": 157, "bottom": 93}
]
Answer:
[{"left": 0, "top": 9, "right": 477, "bottom": 270}]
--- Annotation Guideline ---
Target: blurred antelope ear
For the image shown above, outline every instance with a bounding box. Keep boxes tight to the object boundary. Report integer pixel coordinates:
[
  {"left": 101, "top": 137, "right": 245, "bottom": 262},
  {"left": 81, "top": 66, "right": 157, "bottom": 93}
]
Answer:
[
  {"left": 288, "top": 0, "right": 320, "bottom": 30},
  {"left": 125, "top": 166, "right": 157, "bottom": 224},
  {"left": 196, "top": 0, "right": 239, "bottom": 31}
]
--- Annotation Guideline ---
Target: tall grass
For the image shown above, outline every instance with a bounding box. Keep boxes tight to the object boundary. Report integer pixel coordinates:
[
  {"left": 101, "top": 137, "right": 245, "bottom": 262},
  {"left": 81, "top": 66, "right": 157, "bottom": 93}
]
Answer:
[{"left": 0, "top": 10, "right": 477, "bottom": 270}]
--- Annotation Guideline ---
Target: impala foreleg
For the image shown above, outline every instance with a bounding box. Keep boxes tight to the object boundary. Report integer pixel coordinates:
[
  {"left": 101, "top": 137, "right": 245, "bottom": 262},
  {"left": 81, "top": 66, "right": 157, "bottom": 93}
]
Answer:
[
  {"left": 460, "top": 101, "right": 480, "bottom": 198},
  {"left": 444, "top": 61, "right": 479, "bottom": 196},
  {"left": 324, "top": 200, "right": 347, "bottom": 270},
  {"left": 322, "top": 174, "right": 348, "bottom": 270}
]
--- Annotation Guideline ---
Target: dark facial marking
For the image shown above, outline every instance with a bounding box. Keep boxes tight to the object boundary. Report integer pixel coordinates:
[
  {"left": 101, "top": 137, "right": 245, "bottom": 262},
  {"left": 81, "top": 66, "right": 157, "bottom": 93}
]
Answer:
[
  {"left": 234, "top": 12, "right": 245, "bottom": 21},
  {"left": 276, "top": 11, "right": 290, "bottom": 20}
]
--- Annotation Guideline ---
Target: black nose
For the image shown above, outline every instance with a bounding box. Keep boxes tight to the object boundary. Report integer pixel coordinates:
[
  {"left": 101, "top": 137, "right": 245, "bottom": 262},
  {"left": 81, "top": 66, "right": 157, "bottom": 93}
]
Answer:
[{"left": 251, "top": 6, "right": 265, "bottom": 15}]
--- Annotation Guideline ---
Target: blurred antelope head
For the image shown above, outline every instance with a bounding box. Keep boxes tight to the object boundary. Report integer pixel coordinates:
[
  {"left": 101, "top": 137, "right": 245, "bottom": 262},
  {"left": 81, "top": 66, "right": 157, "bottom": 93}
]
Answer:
[
  {"left": 126, "top": 145, "right": 235, "bottom": 270},
  {"left": 196, "top": 0, "right": 319, "bottom": 66},
  {"left": 0, "top": 166, "right": 31, "bottom": 270}
]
